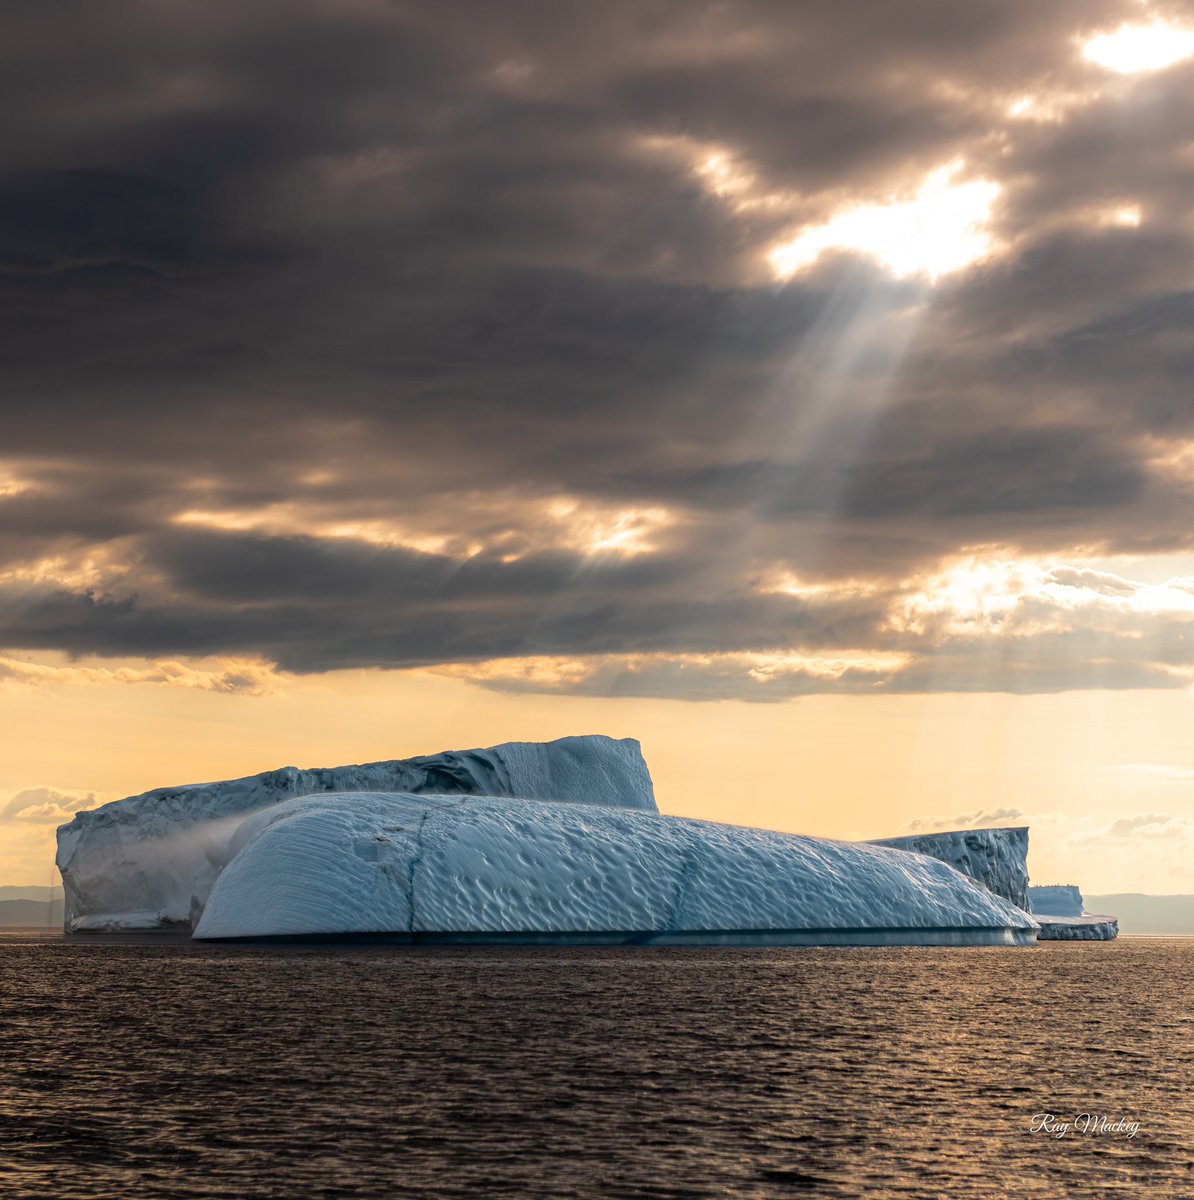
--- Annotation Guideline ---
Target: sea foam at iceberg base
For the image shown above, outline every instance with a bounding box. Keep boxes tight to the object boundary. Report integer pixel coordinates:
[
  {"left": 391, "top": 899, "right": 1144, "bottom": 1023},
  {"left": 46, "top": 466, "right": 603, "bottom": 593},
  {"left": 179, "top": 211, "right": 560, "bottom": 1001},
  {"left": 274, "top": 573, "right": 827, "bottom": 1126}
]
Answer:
[{"left": 192, "top": 791, "right": 1039, "bottom": 946}]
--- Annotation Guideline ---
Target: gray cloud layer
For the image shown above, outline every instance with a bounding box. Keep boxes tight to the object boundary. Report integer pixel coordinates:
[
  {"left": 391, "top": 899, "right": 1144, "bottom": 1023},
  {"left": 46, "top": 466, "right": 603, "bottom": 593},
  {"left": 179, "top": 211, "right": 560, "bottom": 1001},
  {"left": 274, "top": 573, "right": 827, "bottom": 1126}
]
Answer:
[{"left": 3, "top": 1, "right": 1194, "bottom": 696}]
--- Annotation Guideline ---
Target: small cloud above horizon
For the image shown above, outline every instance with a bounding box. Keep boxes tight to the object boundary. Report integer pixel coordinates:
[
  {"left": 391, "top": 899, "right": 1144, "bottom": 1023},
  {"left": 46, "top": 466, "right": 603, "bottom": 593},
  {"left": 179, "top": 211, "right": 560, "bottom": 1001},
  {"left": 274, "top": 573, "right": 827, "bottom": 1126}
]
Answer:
[
  {"left": 0, "top": 786, "right": 100, "bottom": 825},
  {"left": 905, "top": 806, "right": 1030, "bottom": 833}
]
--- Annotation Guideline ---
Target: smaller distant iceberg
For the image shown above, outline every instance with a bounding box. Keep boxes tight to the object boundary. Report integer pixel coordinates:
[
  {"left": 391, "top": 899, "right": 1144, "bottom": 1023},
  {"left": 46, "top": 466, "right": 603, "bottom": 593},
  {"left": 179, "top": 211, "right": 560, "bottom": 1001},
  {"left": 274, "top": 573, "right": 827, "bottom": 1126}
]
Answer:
[
  {"left": 1028, "top": 885, "right": 1084, "bottom": 917},
  {"left": 1029, "top": 885, "right": 1118, "bottom": 941}
]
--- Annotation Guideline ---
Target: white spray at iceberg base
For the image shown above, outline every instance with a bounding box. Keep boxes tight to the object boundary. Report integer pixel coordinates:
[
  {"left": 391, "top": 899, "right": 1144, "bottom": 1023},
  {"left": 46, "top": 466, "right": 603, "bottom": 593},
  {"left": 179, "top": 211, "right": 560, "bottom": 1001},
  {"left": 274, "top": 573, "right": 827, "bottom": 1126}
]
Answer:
[{"left": 55, "top": 732, "right": 1113, "bottom": 945}]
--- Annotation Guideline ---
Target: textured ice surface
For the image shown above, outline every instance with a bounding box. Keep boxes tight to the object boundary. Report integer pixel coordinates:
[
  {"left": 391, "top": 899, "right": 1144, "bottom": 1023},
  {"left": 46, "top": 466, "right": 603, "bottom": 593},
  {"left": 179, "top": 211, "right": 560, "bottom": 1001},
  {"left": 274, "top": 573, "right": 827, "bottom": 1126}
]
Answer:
[
  {"left": 1028, "top": 885, "right": 1084, "bottom": 917},
  {"left": 57, "top": 735, "right": 655, "bottom": 932},
  {"left": 194, "top": 793, "right": 1039, "bottom": 945},
  {"left": 869, "top": 828, "right": 1029, "bottom": 908},
  {"left": 1035, "top": 914, "right": 1119, "bottom": 941}
]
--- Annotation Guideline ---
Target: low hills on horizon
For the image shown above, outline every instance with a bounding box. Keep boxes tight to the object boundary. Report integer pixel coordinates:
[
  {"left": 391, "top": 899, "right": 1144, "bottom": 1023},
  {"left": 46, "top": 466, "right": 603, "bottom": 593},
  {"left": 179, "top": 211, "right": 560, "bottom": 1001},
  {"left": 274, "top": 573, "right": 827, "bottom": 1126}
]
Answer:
[{"left": 0, "top": 886, "right": 63, "bottom": 928}]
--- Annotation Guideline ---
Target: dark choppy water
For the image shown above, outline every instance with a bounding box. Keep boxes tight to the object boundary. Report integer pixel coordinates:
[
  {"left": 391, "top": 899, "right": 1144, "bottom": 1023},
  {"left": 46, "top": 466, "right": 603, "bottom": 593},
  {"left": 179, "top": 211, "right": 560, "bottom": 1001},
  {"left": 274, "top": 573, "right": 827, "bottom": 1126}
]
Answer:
[{"left": 1, "top": 935, "right": 1192, "bottom": 1199}]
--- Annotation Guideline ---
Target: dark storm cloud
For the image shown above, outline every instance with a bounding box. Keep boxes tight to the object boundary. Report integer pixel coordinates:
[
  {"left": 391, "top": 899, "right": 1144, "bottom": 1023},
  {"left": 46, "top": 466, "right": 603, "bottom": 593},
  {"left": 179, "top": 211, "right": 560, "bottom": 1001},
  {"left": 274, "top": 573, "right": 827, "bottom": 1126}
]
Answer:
[
  {"left": 3, "top": 0, "right": 1194, "bottom": 696},
  {"left": 0, "top": 524, "right": 891, "bottom": 671},
  {"left": 841, "top": 426, "right": 1147, "bottom": 518}
]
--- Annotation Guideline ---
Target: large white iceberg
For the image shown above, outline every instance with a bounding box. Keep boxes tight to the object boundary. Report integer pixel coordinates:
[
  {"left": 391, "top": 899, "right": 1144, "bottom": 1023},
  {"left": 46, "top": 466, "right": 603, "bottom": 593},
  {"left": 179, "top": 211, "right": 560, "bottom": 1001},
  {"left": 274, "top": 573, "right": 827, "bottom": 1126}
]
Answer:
[
  {"left": 193, "top": 792, "right": 1039, "bottom": 946},
  {"left": 57, "top": 735, "right": 655, "bottom": 932},
  {"left": 56, "top": 732, "right": 1055, "bottom": 946}
]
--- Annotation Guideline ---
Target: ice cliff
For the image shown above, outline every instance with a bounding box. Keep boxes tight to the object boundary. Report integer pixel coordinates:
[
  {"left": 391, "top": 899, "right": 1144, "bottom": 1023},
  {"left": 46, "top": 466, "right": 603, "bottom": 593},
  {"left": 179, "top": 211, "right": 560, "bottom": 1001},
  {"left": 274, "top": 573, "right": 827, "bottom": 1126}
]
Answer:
[
  {"left": 869, "top": 827, "right": 1029, "bottom": 909},
  {"left": 194, "top": 792, "right": 1039, "bottom": 946},
  {"left": 56, "top": 735, "right": 655, "bottom": 932}
]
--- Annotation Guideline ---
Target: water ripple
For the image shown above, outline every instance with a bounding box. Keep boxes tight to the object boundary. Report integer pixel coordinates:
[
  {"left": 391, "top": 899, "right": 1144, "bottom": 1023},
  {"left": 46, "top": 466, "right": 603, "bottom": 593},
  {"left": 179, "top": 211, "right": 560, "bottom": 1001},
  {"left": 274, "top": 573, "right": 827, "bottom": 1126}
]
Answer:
[{"left": 1, "top": 936, "right": 1191, "bottom": 1198}]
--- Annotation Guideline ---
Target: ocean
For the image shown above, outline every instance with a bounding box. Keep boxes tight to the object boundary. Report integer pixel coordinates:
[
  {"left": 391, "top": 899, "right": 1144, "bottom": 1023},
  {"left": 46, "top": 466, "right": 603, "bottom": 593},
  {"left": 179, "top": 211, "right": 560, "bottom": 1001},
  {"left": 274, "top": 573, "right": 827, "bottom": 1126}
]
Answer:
[{"left": 1, "top": 934, "right": 1191, "bottom": 1198}]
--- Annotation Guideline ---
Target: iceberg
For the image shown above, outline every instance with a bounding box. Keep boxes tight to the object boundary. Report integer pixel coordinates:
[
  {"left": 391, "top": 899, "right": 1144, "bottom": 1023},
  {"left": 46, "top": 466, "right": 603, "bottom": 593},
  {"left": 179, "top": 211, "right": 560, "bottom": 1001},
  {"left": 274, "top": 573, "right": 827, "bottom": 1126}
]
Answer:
[
  {"left": 193, "top": 792, "right": 1039, "bottom": 946},
  {"left": 1029, "top": 884, "right": 1118, "bottom": 940},
  {"left": 55, "top": 731, "right": 1065, "bottom": 946},
  {"left": 56, "top": 735, "right": 655, "bottom": 932},
  {"left": 1028, "top": 884, "right": 1084, "bottom": 917},
  {"left": 1031, "top": 914, "right": 1119, "bottom": 940},
  {"left": 868, "top": 827, "right": 1029, "bottom": 908}
]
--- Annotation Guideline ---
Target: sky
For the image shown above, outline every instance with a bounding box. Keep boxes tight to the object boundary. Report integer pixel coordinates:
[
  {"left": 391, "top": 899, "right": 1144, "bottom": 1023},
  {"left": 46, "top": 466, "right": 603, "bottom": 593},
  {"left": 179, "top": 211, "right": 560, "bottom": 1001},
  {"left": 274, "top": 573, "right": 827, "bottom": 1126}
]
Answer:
[{"left": 4, "top": 0, "right": 1194, "bottom": 892}]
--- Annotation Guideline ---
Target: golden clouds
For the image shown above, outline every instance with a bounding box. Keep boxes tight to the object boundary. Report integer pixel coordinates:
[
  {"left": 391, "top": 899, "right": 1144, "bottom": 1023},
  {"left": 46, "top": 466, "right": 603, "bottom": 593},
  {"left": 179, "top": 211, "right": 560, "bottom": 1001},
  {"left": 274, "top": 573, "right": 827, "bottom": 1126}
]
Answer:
[
  {"left": 1083, "top": 20, "right": 1194, "bottom": 74},
  {"left": 0, "top": 653, "right": 281, "bottom": 696},
  {"left": 769, "top": 161, "right": 1001, "bottom": 282}
]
